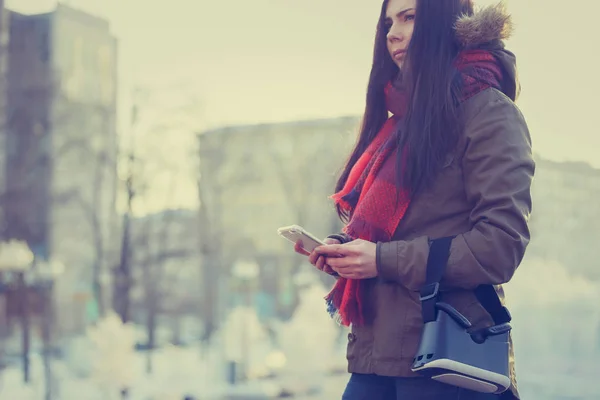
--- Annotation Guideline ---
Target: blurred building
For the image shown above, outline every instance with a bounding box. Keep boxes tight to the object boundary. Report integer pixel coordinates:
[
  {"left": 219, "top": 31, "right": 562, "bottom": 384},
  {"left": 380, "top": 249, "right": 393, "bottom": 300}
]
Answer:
[
  {"left": 526, "top": 156, "right": 600, "bottom": 280},
  {"left": 0, "top": 0, "right": 8, "bottom": 337},
  {"left": 197, "top": 117, "right": 357, "bottom": 320},
  {"left": 0, "top": 0, "right": 9, "bottom": 236},
  {"left": 2, "top": 4, "right": 118, "bottom": 334}
]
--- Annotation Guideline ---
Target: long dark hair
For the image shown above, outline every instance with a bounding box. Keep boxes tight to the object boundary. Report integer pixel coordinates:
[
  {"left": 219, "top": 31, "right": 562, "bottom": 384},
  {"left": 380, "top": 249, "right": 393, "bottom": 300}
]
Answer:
[{"left": 335, "top": 0, "right": 474, "bottom": 222}]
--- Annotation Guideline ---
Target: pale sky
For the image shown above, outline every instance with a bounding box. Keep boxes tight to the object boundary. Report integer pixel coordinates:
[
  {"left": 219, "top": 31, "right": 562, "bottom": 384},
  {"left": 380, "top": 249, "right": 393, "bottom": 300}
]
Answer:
[{"left": 8, "top": 0, "right": 600, "bottom": 214}]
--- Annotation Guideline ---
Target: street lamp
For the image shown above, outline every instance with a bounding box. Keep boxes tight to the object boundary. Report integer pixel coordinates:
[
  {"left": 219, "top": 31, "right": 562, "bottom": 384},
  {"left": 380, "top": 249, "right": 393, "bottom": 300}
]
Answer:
[
  {"left": 34, "top": 259, "right": 65, "bottom": 282},
  {"left": 0, "top": 240, "right": 34, "bottom": 272},
  {"left": 0, "top": 240, "right": 34, "bottom": 383},
  {"left": 232, "top": 259, "right": 260, "bottom": 282}
]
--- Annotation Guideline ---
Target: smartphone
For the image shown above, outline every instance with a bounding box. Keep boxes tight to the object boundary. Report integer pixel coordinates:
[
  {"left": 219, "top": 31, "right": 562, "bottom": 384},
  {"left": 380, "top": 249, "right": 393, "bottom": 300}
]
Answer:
[{"left": 277, "top": 225, "right": 325, "bottom": 253}]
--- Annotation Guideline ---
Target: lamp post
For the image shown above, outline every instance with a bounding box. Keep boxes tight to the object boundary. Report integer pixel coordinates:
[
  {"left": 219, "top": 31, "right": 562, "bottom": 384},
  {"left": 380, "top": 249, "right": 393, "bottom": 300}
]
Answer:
[
  {"left": 0, "top": 240, "right": 34, "bottom": 383},
  {"left": 34, "top": 259, "right": 64, "bottom": 400},
  {"left": 231, "top": 259, "right": 259, "bottom": 383},
  {"left": 99, "top": 269, "right": 111, "bottom": 318}
]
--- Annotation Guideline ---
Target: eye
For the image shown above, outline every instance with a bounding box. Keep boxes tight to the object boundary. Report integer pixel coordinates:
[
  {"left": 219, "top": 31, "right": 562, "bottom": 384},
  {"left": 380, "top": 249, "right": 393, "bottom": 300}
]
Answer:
[{"left": 404, "top": 14, "right": 415, "bottom": 22}]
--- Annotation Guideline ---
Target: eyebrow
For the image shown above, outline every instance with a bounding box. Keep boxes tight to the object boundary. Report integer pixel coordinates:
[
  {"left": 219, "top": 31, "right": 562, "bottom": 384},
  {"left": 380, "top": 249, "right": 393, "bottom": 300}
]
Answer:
[{"left": 385, "top": 7, "right": 415, "bottom": 20}]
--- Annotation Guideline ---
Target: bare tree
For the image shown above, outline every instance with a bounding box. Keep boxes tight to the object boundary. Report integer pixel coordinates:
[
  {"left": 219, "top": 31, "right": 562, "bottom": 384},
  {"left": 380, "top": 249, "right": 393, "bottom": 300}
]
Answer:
[
  {"left": 73, "top": 151, "right": 110, "bottom": 317},
  {"left": 195, "top": 123, "right": 345, "bottom": 337},
  {"left": 112, "top": 92, "right": 146, "bottom": 324},
  {"left": 197, "top": 143, "right": 235, "bottom": 346},
  {"left": 197, "top": 176, "right": 221, "bottom": 346},
  {"left": 62, "top": 103, "right": 117, "bottom": 319},
  {"left": 136, "top": 206, "right": 191, "bottom": 374},
  {"left": 112, "top": 149, "right": 137, "bottom": 324},
  {"left": 112, "top": 84, "right": 202, "bottom": 332},
  {"left": 265, "top": 134, "right": 341, "bottom": 317}
]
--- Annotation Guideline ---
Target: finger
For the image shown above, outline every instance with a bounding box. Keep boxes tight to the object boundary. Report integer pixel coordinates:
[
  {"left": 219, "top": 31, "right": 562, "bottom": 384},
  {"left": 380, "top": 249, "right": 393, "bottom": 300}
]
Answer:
[
  {"left": 294, "top": 241, "right": 310, "bottom": 256},
  {"left": 323, "top": 264, "right": 337, "bottom": 275},
  {"left": 315, "top": 256, "right": 326, "bottom": 271},
  {"left": 308, "top": 250, "right": 320, "bottom": 265},
  {"left": 314, "top": 244, "right": 353, "bottom": 257},
  {"left": 324, "top": 238, "right": 341, "bottom": 245},
  {"left": 326, "top": 257, "right": 353, "bottom": 269},
  {"left": 337, "top": 270, "right": 360, "bottom": 279},
  {"left": 331, "top": 265, "right": 357, "bottom": 275}
]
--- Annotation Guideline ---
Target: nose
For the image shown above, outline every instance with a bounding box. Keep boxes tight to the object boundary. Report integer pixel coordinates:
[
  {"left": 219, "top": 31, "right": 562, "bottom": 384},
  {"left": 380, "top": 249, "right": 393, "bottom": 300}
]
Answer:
[{"left": 387, "top": 24, "right": 404, "bottom": 43}]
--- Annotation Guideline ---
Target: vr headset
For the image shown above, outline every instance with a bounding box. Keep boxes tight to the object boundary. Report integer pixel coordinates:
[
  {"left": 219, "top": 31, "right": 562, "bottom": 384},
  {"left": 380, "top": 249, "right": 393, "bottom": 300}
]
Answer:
[{"left": 411, "top": 237, "right": 513, "bottom": 395}]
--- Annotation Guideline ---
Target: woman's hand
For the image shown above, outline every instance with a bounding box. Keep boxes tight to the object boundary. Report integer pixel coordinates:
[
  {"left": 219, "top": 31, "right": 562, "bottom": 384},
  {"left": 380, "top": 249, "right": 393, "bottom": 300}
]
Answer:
[
  {"left": 315, "top": 239, "right": 378, "bottom": 280},
  {"left": 294, "top": 238, "right": 340, "bottom": 275}
]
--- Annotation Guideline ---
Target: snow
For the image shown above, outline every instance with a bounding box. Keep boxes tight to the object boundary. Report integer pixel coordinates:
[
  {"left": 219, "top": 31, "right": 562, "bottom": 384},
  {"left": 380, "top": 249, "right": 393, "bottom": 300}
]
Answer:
[
  {"left": 0, "top": 270, "right": 350, "bottom": 400},
  {"left": 221, "top": 305, "right": 272, "bottom": 379},
  {"left": 4, "top": 262, "right": 599, "bottom": 400},
  {"left": 86, "top": 313, "right": 137, "bottom": 395},
  {"left": 1, "top": 367, "right": 38, "bottom": 399},
  {"left": 274, "top": 270, "right": 343, "bottom": 395}
]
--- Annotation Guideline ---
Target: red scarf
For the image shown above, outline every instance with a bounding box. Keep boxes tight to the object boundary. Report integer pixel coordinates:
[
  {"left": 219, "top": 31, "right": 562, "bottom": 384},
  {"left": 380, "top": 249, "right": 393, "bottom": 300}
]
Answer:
[{"left": 325, "top": 50, "right": 504, "bottom": 327}]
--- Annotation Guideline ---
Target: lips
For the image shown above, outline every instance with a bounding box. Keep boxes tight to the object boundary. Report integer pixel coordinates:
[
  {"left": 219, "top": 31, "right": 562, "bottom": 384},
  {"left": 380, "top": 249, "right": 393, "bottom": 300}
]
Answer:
[{"left": 392, "top": 49, "right": 406, "bottom": 58}]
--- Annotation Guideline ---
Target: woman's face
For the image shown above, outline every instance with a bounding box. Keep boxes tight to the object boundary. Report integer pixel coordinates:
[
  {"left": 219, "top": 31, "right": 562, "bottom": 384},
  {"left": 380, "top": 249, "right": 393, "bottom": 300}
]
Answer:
[{"left": 385, "top": 0, "right": 417, "bottom": 69}]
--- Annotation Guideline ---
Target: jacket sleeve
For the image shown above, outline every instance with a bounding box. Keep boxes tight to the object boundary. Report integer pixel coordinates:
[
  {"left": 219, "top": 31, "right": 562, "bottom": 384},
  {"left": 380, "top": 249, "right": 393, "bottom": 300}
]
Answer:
[
  {"left": 326, "top": 233, "right": 354, "bottom": 244},
  {"left": 375, "top": 91, "right": 535, "bottom": 291}
]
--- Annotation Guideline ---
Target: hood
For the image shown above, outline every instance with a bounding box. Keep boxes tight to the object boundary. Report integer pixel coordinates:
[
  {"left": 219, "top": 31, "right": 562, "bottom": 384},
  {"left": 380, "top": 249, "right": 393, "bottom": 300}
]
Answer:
[
  {"left": 455, "top": 2, "right": 520, "bottom": 101},
  {"left": 455, "top": 2, "right": 513, "bottom": 49}
]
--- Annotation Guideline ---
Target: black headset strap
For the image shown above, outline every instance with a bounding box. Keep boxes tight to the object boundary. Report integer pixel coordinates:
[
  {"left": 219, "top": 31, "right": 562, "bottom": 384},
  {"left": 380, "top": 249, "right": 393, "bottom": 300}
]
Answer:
[{"left": 420, "top": 237, "right": 512, "bottom": 325}]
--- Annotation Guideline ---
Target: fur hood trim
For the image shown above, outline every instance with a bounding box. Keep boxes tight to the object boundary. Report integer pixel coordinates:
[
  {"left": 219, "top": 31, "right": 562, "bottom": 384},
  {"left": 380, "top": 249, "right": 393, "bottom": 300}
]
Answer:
[{"left": 455, "top": 2, "right": 514, "bottom": 49}]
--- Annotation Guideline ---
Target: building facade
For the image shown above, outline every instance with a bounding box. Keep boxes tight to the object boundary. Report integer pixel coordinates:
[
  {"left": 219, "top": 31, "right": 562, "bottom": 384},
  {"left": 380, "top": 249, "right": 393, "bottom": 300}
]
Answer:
[{"left": 3, "top": 4, "right": 118, "bottom": 334}]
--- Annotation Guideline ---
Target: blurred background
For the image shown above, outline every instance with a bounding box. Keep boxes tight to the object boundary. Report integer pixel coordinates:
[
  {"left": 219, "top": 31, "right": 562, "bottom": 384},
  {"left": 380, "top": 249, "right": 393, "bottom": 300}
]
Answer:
[{"left": 0, "top": 0, "right": 598, "bottom": 399}]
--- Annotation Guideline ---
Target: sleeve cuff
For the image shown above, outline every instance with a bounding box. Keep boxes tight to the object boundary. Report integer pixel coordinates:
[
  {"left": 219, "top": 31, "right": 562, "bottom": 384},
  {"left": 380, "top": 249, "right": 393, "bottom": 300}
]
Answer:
[
  {"left": 376, "top": 241, "right": 401, "bottom": 283},
  {"left": 376, "top": 236, "right": 431, "bottom": 291},
  {"left": 327, "top": 233, "right": 353, "bottom": 244}
]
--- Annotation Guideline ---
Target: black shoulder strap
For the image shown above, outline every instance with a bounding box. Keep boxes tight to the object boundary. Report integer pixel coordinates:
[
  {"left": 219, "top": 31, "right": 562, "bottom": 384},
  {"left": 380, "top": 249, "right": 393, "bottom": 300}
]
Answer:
[
  {"left": 419, "top": 237, "right": 453, "bottom": 323},
  {"left": 420, "top": 237, "right": 512, "bottom": 325},
  {"left": 474, "top": 285, "right": 512, "bottom": 326}
]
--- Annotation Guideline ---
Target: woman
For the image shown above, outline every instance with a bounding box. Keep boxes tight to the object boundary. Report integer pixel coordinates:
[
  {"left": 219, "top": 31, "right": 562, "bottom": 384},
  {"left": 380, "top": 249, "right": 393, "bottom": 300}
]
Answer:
[{"left": 294, "top": 1, "right": 533, "bottom": 399}]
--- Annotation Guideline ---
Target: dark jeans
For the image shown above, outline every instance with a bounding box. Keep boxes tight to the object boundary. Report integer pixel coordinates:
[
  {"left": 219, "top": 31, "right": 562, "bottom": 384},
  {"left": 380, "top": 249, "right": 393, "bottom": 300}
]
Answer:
[{"left": 342, "top": 374, "right": 503, "bottom": 400}]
